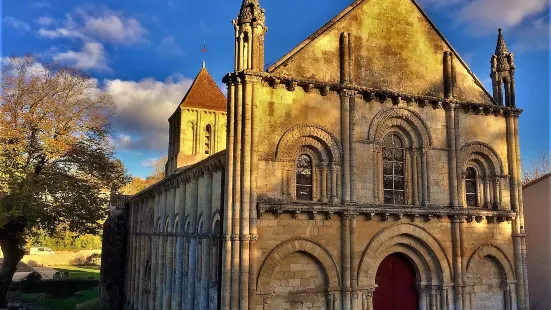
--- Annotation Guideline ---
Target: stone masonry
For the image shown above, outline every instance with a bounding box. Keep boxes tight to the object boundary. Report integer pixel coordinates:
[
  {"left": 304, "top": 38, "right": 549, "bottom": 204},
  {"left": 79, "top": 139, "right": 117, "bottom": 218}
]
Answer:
[{"left": 103, "top": 0, "right": 530, "bottom": 309}]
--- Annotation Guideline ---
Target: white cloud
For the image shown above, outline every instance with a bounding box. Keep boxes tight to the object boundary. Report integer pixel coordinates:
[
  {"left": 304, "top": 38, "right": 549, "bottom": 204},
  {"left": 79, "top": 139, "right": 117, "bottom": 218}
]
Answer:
[
  {"left": 420, "top": 0, "right": 549, "bottom": 52},
  {"left": 511, "top": 16, "right": 550, "bottom": 53},
  {"left": 36, "top": 16, "right": 56, "bottom": 27},
  {"left": 105, "top": 75, "right": 193, "bottom": 152},
  {"left": 458, "top": 0, "right": 549, "bottom": 34},
  {"left": 141, "top": 157, "right": 163, "bottom": 167},
  {"left": 3, "top": 17, "right": 31, "bottom": 32},
  {"left": 157, "top": 35, "right": 184, "bottom": 57},
  {"left": 53, "top": 42, "right": 110, "bottom": 71},
  {"left": 38, "top": 7, "right": 147, "bottom": 45}
]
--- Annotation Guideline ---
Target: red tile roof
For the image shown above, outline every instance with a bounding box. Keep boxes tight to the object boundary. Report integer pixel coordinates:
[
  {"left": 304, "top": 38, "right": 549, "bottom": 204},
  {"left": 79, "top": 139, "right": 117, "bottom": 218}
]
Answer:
[{"left": 179, "top": 67, "right": 227, "bottom": 112}]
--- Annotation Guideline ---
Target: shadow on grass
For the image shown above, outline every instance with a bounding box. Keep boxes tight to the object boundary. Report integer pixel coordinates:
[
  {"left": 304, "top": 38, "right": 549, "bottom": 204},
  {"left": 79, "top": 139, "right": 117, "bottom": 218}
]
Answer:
[
  {"left": 54, "top": 266, "right": 101, "bottom": 280},
  {"left": 21, "top": 288, "right": 98, "bottom": 310}
]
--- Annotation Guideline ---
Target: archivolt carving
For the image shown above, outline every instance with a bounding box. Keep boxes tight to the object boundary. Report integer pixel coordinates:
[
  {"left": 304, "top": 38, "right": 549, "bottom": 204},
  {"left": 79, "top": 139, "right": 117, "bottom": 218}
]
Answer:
[
  {"left": 275, "top": 124, "right": 342, "bottom": 163},
  {"left": 211, "top": 210, "right": 221, "bottom": 233},
  {"left": 357, "top": 223, "right": 452, "bottom": 287},
  {"left": 368, "top": 108, "right": 433, "bottom": 147},
  {"left": 257, "top": 238, "right": 341, "bottom": 293},
  {"left": 460, "top": 142, "right": 504, "bottom": 176},
  {"left": 466, "top": 244, "right": 515, "bottom": 282}
]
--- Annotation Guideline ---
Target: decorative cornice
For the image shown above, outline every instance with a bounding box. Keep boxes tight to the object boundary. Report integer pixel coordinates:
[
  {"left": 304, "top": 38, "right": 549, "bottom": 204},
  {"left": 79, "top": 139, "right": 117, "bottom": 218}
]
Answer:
[
  {"left": 257, "top": 202, "right": 516, "bottom": 224},
  {"left": 128, "top": 151, "right": 226, "bottom": 203},
  {"left": 222, "top": 71, "right": 523, "bottom": 117}
]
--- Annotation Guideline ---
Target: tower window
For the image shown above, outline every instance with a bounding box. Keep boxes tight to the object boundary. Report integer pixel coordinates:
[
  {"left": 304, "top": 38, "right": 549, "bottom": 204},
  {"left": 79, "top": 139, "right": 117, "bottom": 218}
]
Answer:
[
  {"left": 383, "top": 134, "right": 405, "bottom": 204},
  {"left": 465, "top": 167, "right": 478, "bottom": 207},
  {"left": 205, "top": 125, "right": 212, "bottom": 155},
  {"left": 296, "top": 154, "right": 313, "bottom": 201}
]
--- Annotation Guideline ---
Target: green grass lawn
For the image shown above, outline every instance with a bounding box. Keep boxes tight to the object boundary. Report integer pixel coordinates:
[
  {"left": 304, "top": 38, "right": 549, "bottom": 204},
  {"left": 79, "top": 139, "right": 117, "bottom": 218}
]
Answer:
[
  {"left": 54, "top": 265, "right": 101, "bottom": 280},
  {"left": 21, "top": 289, "right": 98, "bottom": 310}
]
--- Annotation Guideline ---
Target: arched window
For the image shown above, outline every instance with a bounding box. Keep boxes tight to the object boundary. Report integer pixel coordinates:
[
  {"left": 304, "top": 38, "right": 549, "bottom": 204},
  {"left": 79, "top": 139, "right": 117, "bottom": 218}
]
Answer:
[
  {"left": 296, "top": 154, "right": 313, "bottom": 201},
  {"left": 205, "top": 125, "right": 212, "bottom": 155},
  {"left": 383, "top": 134, "right": 405, "bottom": 204},
  {"left": 465, "top": 167, "right": 478, "bottom": 207}
]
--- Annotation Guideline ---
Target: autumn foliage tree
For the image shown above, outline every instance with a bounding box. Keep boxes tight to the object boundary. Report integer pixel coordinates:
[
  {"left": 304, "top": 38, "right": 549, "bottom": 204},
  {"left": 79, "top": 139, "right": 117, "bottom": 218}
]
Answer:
[
  {"left": 0, "top": 55, "right": 128, "bottom": 306},
  {"left": 121, "top": 156, "right": 167, "bottom": 195}
]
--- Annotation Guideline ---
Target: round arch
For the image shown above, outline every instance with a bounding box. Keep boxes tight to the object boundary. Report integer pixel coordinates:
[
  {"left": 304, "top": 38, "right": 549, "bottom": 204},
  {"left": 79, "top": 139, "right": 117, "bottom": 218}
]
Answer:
[
  {"left": 466, "top": 244, "right": 515, "bottom": 282},
  {"left": 460, "top": 141, "right": 504, "bottom": 176},
  {"left": 357, "top": 223, "right": 452, "bottom": 287},
  {"left": 275, "top": 124, "right": 342, "bottom": 163},
  {"left": 368, "top": 107, "right": 433, "bottom": 147},
  {"left": 211, "top": 210, "right": 221, "bottom": 233},
  {"left": 257, "top": 238, "right": 341, "bottom": 293}
]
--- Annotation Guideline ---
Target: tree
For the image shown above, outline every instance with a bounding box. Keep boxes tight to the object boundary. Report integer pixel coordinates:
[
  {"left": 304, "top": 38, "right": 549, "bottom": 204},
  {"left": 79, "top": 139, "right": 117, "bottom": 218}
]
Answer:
[
  {"left": 522, "top": 151, "right": 551, "bottom": 185},
  {"left": 120, "top": 156, "right": 167, "bottom": 195},
  {"left": 0, "top": 55, "right": 129, "bottom": 306}
]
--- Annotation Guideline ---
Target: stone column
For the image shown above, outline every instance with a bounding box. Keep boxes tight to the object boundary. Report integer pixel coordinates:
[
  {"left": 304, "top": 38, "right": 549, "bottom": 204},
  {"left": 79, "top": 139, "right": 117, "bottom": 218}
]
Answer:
[
  {"left": 174, "top": 230, "right": 184, "bottom": 310},
  {"left": 138, "top": 210, "right": 145, "bottom": 308},
  {"left": 155, "top": 234, "right": 165, "bottom": 309},
  {"left": 164, "top": 234, "right": 174, "bottom": 310},
  {"left": 349, "top": 91, "right": 357, "bottom": 202},
  {"left": 506, "top": 112, "right": 526, "bottom": 309},
  {"left": 430, "top": 286, "right": 437, "bottom": 310},
  {"left": 342, "top": 214, "right": 351, "bottom": 309},
  {"left": 445, "top": 104, "right": 459, "bottom": 207},
  {"left": 320, "top": 166, "right": 328, "bottom": 202},
  {"left": 421, "top": 149, "right": 430, "bottom": 206},
  {"left": 189, "top": 236, "right": 198, "bottom": 309},
  {"left": 412, "top": 152, "right": 419, "bottom": 206},
  {"left": 484, "top": 179, "right": 491, "bottom": 208},
  {"left": 248, "top": 79, "right": 260, "bottom": 310},
  {"left": 230, "top": 78, "right": 243, "bottom": 309},
  {"left": 514, "top": 115, "right": 530, "bottom": 308},
  {"left": 375, "top": 145, "right": 383, "bottom": 203},
  {"left": 492, "top": 177, "right": 500, "bottom": 209},
  {"left": 340, "top": 90, "right": 351, "bottom": 203},
  {"left": 331, "top": 165, "right": 338, "bottom": 203},
  {"left": 128, "top": 209, "right": 136, "bottom": 306},
  {"left": 451, "top": 215, "right": 464, "bottom": 310},
  {"left": 350, "top": 215, "right": 358, "bottom": 310},
  {"left": 221, "top": 80, "right": 235, "bottom": 310},
  {"left": 150, "top": 198, "right": 158, "bottom": 309}
]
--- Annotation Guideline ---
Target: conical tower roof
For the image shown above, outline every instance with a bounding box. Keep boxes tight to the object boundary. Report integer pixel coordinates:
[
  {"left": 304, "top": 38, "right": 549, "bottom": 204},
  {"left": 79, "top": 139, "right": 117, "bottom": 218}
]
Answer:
[{"left": 179, "top": 65, "right": 226, "bottom": 112}]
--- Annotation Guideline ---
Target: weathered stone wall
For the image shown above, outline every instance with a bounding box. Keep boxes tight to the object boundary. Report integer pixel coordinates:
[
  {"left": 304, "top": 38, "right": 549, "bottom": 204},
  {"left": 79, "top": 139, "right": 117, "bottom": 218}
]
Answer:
[{"left": 123, "top": 153, "right": 225, "bottom": 310}]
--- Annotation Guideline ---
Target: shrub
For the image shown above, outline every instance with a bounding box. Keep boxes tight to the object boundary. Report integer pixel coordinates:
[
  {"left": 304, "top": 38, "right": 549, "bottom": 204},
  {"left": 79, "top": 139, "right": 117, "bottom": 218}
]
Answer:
[
  {"left": 85, "top": 253, "right": 101, "bottom": 266},
  {"left": 16, "top": 279, "right": 99, "bottom": 298},
  {"left": 26, "top": 260, "right": 41, "bottom": 267},
  {"left": 22, "top": 271, "right": 42, "bottom": 283}
]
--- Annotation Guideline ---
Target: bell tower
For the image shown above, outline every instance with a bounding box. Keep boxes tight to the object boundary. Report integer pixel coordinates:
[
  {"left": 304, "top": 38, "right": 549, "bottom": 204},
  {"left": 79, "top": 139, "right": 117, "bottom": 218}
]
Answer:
[
  {"left": 490, "top": 28, "right": 516, "bottom": 107},
  {"left": 233, "top": 0, "right": 267, "bottom": 71}
]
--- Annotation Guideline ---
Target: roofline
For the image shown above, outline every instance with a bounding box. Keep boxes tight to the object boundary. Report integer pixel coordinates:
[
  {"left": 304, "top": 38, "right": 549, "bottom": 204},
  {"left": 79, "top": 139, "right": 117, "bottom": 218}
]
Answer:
[
  {"left": 266, "top": 0, "right": 496, "bottom": 104},
  {"left": 168, "top": 67, "right": 227, "bottom": 122},
  {"left": 522, "top": 172, "right": 551, "bottom": 189}
]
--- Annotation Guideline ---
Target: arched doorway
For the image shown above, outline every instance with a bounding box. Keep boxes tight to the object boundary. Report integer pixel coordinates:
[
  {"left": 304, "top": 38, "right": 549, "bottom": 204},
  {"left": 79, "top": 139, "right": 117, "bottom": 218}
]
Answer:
[{"left": 373, "top": 253, "right": 418, "bottom": 310}]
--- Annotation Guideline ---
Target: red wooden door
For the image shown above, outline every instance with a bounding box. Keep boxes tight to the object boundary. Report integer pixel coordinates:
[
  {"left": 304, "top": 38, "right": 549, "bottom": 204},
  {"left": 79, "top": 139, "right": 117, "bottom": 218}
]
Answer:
[{"left": 373, "top": 253, "right": 419, "bottom": 310}]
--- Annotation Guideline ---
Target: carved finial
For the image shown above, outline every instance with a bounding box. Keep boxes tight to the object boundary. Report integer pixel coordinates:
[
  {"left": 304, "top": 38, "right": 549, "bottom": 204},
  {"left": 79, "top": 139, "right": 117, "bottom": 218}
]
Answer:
[
  {"left": 495, "top": 28, "right": 509, "bottom": 56},
  {"left": 237, "top": 0, "right": 264, "bottom": 25},
  {"left": 202, "top": 60, "right": 206, "bottom": 69}
]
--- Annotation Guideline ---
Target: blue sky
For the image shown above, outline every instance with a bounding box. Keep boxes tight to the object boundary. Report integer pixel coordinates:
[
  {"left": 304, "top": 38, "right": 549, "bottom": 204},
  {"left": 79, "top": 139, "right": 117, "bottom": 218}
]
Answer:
[{"left": 2, "top": 0, "right": 549, "bottom": 178}]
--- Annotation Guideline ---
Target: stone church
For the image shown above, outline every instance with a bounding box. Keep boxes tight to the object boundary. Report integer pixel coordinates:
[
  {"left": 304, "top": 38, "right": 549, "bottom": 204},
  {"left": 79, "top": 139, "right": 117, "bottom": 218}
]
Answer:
[{"left": 100, "top": 0, "right": 530, "bottom": 309}]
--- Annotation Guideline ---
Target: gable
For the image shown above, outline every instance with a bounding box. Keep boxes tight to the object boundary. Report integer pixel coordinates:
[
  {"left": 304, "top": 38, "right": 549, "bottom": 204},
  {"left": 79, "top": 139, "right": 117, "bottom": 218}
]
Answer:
[
  {"left": 179, "top": 68, "right": 227, "bottom": 112},
  {"left": 268, "top": 0, "right": 493, "bottom": 104}
]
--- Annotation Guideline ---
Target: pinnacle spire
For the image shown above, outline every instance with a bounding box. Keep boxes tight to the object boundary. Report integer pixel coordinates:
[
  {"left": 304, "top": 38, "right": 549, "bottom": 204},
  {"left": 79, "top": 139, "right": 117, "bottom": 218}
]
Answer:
[
  {"left": 237, "top": 0, "right": 264, "bottom": 25},
  {"left": 495, "top": 28, "right": 510, "bottom": 56}
]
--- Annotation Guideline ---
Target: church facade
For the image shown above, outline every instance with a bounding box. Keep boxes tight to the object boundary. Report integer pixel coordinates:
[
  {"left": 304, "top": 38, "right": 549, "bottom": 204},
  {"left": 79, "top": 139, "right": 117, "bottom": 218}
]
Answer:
[{"left": 101, "top": 0, "right": 530, "bottom": 309}]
